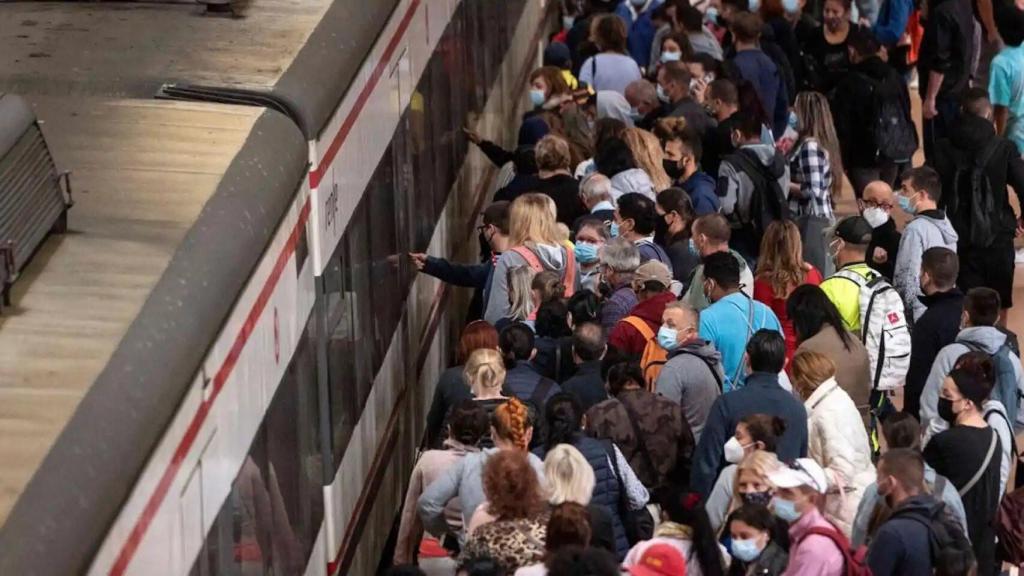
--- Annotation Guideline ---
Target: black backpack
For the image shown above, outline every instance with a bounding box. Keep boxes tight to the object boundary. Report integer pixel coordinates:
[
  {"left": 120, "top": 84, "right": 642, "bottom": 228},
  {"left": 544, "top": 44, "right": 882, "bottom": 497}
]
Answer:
[
  {"left": 726, "top": 147, "right": 790, "bottom": 240},
  {"left": 865, "top": 74, "right": 917, "bottom": 163},
  {"left": 889, "top": 500, "right": 971, "bottom": 562},
  {"left": 944, "top": 140, "right": 1003, "bottom": 249}
]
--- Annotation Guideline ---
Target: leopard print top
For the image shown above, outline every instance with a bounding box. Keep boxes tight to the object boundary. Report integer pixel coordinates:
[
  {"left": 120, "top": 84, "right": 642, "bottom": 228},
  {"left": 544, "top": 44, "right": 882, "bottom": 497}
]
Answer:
[{"left": 459, "top": 514, "right": 549, "bottom": 572}]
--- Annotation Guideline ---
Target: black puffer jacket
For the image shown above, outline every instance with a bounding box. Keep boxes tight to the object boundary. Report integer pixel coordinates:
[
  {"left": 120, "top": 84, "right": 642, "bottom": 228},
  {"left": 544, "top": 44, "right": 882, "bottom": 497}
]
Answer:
[{"left": 831, "top": 56, "right": 911, "bottom": 169}]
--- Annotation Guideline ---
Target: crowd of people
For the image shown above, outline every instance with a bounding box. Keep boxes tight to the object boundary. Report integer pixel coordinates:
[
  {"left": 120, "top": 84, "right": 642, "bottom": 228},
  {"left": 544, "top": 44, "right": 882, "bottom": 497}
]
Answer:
[{"left": 394, "top": 0, "right": 1024, "bottom": 574}]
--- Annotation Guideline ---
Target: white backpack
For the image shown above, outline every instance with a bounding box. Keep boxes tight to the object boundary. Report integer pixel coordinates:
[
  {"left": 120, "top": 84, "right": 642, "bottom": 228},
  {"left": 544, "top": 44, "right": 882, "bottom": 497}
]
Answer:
[{"left": 833, "top": 269, "right": 911, "bottom": 391}]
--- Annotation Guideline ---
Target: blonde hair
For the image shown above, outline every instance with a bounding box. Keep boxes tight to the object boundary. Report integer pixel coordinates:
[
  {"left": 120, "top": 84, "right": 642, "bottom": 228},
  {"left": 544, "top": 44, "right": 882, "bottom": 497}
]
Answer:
[
  {"left": 533, "top": 269, "right": 566, "bottom": 305},
  {"left": 536, "top": 134, "right": 572, "bottom": 172},
  {"left": 507, "top": 265, "right": 537, "bottom": 321},
  {"left": 729, "top": 450, "right": 782, "bottom": 512},
  {"left": 756, "top": 220, "right": 806, "bottom": 298},
  {"left": 623, "top": 127, "right": 672, "bottom": 192},
  {"left": 510, "top": 193, "right": 562, "bottom": 246},
  {"left": 794, "top": 92, "right": 844, "bottom": 198},
  {"left": 544, "top": 444, "right": 596, "bottom": 505},
  {"left": 464, "top": 348, "right": 507, "bottom": 397},
  {"left": 790, "top": 350, "right": 837, "bottom": 398}
]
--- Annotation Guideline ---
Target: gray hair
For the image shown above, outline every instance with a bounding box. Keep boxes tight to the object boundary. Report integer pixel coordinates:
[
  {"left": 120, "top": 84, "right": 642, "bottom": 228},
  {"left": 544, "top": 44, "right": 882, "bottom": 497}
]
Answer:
[
  {"left": 507, "top": 265, "right": 536, "bottom": 321},
  {"left": 544, "top": 444, "right": 596, "bottom": 505},
  {"left": 600, "top": 237, "right": 640, "bottom": 273},
  {"left": 580, "top": 173, "right": 614, "bottom": 205},
  {"left": 625, "top": 79, "right": 658, "bottom": 107},
  {"left": 664, "top": 301, "right": 699, "bottom": 325}
]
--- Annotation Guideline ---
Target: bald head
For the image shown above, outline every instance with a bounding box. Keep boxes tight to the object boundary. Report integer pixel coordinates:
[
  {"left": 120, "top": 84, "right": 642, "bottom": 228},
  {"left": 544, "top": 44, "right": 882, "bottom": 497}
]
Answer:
[
  {"left": 625, "top": 80, "right": 659, "bottom": 115},
  {"left": 863, "top": 181, "right": 895, "bottom": 209},
  {"left": 572, "top": 321, "right": 607, "bottom": 362}
]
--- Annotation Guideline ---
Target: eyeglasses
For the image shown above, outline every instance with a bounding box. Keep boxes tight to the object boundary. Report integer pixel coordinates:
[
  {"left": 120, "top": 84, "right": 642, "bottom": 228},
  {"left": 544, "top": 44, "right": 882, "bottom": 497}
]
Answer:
[
  {"left": 862, "top": 199, "right": 893, "bottom": 210},
  {"left": 785, "top": 459, "right": 825, "bottom": 493}
]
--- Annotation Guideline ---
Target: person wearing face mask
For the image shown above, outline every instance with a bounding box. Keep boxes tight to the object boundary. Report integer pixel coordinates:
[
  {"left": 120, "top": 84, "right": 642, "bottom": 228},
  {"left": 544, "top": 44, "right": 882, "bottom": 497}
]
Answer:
[
  {"left": 654, "top": 31, "right": 693, "bottom": 73},
  {"left": 860, "top": 181, "right": 901, "bottom": 281},
  {"left": 803, "top": 0, "right": 865, "bottom": 96},
  {"left": 599, "top": 238, "right": 642, "bottom": 329},
  {"left": 614, "top": 193, "right": 674, "bottom": 269},
  {"left": 765, "top": 458, "right": 846, "bottom": 576},
  {"left": 864, "top": 448, "right": 966, "bottom": 576},
  {"left": 692, "top": 331, "right": 808, "bottom": 497},
  {"left": 411, "top": 201, "right": 511, "bottom": 322},
  {"left": 682, "top": 214, "right": 755, "bottom": 312},
  {"left": 904, "top": 248, "right": 963, "bottom": 420},
  {"left": 655, "top": 302, "right": 724, "bottom": 441},
  {"left": 850, "top": 412, "right": 968, "bottom": 548},
  {"left": 609, "top": 261, "right": 678, "bottom": 356},
  {"left": 676, "top": 2, "right": 724, "bottom": 60},
  {"left": 623, "top": 487, "right": 729, "bottom": 576},
  {"left": 892, "top": 166, "right": 958, "bottom": 322},
  {"left": 701, "top": 78, "right": 740, "bottom": 179},
  {"left": 654, "top": 188, "right": 701, "bottom": 286},
  {"left": 818, "top": 215, "right": 877, "bottom": 334},
  {"left": 614, "top": 0, "right": 667, "bottom": 71},
  {"left": 657, "top": 62, "right": 715, "bottom": 137},
  {"left": 574, "top": 217, "right": 611, "bottom": 293},
  {"left": 923, "top": 362, "right": 1003, "bottom": 576},
  {"left": 586, "top": 361, "right": 696, "bottom": 491},
  {"left": 705, "top": 415, "right": 786, "bottom": 532},
  {"left": 654, "top": 120, "right": 718, "bottom": 215},
  {"left": 790, "top": 351, "right": 875, "bottom": 537},
  {"left": 726, "top": 505, "right": 789, "bottom": 576}
]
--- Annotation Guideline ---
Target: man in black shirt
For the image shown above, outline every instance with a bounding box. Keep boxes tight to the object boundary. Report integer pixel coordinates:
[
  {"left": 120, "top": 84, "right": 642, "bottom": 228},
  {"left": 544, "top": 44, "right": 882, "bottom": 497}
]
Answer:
[
  {"left": 862, "top": 181, "right": 901, "bottom": 281},
  {"left": 918, "top": 0, "right": 975, "bottom": 164},
  {"left": 702, "top": 77, "right": 740, "bottom": 178}
]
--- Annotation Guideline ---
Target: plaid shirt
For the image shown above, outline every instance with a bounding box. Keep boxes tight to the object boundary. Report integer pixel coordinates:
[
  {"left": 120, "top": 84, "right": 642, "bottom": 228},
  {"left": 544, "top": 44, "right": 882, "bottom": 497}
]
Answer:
[{"left": 788, "top": 138, "right": 835, "bottom": 221}]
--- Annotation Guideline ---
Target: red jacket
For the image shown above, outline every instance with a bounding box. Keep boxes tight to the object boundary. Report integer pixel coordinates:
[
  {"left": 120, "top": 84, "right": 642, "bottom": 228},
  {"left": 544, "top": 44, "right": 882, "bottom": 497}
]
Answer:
[{"left": 608, "top": 292, "right": 677, "bottom": 356}]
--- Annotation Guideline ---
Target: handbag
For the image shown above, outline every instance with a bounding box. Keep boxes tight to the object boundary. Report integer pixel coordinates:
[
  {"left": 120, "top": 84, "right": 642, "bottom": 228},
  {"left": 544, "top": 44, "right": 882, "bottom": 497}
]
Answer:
[{"left": 603, "top": 439, "right": 654, "bottom": 545}]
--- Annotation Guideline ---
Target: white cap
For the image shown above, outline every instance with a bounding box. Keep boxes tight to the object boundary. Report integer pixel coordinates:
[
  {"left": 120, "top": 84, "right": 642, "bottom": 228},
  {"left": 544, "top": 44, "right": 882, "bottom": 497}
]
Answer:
[{"left": 767, "top": 458, "right": 828, "bottom": 494}]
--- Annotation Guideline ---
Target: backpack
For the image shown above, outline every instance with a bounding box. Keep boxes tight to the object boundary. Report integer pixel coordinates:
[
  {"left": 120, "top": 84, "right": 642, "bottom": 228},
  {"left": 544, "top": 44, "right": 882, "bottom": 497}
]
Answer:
[
  {"left": 620, "top": 316, "right": 667, "bottom": 391},
  {"left": 943, "top": 140, "right": 1003, "bottom": 249},
  {"left": 832, "top": 268, "right": 911, "bottom": 391},
  {"left": 865, "top": 74, "right": 917, "bottom": 163},
  {"left": 510, "top": 245, "right": 577, "bottom": 298},
  {"left": 889, "top": 501, "right": 972, "bottom": 565},
  {"left": 997, "top": 485, "right": 1024, "bottom": 566},
  {"left": 796, "top": 525, "right": 872, "bottom": 576},
  {"left": 961, "top": 340, "right": 1021, "bottom": 427},
  {"left": 726, "top": 148, "right": 790, "bottom": 242}
]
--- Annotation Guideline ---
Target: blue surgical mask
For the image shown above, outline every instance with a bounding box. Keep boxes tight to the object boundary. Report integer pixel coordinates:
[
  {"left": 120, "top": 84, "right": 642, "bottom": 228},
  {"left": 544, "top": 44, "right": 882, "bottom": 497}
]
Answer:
[
  {"left": 657, "top": 325, "right": 679, "bottom": 351},
  {"left": 562, "top": 15, "right": 576, "bottom": 30},
  {"left": 609, "top": 222, "right": 620, "bottom": 238},
  {"left": 660, "top": 50, "right": 682, "bottom": 63},
  {"left": 630, "top": 0, "right": 647, "bottom": 6},
  {"left": 749, "top": 0, "right": 762, "bottom": 11},
  {"left": 704, "top": 6, "right": 720, "bottom": 25},
  {"left": 897, "top": 193, "right": 917, "bottom": 215},
  {"left": 782, "top": 0, "right": 800, "bottom": 13},
  {"left": 688, "top": 238, "right": 699, "bottom": 256},
  {"left": 772, "top": 497, "right": 801, "bottom": 523},
  {"left": 656, "top": 84, "right": 670, "bottom": 103},
  {"left": 731, "top": 538, "right": 764, "bottom": 563},
  {"left": 629, "top": 107, "right": 644, "bottom": 121},
  {"left": 574, "top": 242, "right": 599, "bottom": 264},
  {"left": 529, "top": 89, "right": 546, "bottom": 108}
]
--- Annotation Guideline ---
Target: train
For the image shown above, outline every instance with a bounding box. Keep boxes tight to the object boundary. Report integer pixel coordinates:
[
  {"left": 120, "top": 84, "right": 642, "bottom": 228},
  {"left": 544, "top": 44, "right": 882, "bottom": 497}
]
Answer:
[{"left": 0, "top": 0, "right": 550, "bottom": 574}]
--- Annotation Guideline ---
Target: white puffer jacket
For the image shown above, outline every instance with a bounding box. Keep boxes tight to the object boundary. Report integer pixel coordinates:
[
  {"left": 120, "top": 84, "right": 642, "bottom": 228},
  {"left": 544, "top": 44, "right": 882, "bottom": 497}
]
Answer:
[{"left": 805, "top": 377, "right": 876, "bottom": 536}]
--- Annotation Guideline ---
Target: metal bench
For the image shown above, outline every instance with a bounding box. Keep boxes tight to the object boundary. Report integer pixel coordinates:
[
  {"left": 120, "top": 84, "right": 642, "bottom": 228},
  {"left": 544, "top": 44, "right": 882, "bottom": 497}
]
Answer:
[{"left": 0, "top": 93, "right": 71, "bottom": 309}]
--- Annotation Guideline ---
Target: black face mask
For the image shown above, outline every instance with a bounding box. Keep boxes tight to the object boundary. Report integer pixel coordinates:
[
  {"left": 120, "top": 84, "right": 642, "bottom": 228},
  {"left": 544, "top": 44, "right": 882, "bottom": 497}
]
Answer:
[
  {"left": 741, "top": 491, "right": 772, "bottom": 507},
  {"left": 937, "top": 397, "right": 958, "bottom": 425},
  {"left": 663, "top": 158, "right": 684, "bottom": 181}
]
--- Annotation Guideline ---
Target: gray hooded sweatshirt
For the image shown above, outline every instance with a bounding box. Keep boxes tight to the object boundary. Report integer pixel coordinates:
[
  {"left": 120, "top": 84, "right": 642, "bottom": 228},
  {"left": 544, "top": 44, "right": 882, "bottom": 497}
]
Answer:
[
  {"left": 655, "top": 339, "right": 724, "bottom": 442},
  {"left": 920, "top": 326, "right": 1024, "bottom": 465},
  {"left": 718, "top": 143, "right": 790, "bottom": 227},
  {"left": 610, "top": 168, "right": 656, "bottom": 202},
  {"left": 483, "top": 243, "right": 578, "bottom": 325},
  {"left": 893, "top": 211, "right": 958, "bottom": 321}
]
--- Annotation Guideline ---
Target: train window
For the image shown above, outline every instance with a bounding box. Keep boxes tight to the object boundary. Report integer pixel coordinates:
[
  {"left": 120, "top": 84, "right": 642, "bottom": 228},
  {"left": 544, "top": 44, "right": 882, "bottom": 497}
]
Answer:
[
  {"left": 367, "top": 144, "right": 401, "bottom": 363},
  {"left": 190, "top": 319, "right": 323, "bottom": 576}
]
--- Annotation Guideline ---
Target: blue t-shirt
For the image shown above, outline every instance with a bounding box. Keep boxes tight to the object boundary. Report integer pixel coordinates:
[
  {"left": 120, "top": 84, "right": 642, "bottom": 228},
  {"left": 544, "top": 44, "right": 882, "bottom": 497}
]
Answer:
[
  {"left": 990, "top": 44, "right": 1024, "bottom": 154},
  {"left": 699, "top": 292, "right": 783, "bottom": 392}
]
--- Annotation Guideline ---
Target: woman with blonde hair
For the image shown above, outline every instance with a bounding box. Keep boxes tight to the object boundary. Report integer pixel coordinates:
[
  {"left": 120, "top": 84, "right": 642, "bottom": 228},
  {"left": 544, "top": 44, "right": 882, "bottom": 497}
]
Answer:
[
  {"left": 484, "top": 194, "right": 578, "bottom": 324},
  {"left": 788, "top": 92, "right": 842, "bottom": 222},
  {"left": 622, "top": 127, "right": 672, "bottom": 192},
  {"left": 464, "top": 349, "right": 509, "bottom": 434},
  {"left": 790, "top": 350, "right": 874, "bottom": 537},
  {"left": 753, "top": 221, "right": 822, "bottom": 361},
  {"left": 543, "top": 444, "right": 617, "bottom": 555}
]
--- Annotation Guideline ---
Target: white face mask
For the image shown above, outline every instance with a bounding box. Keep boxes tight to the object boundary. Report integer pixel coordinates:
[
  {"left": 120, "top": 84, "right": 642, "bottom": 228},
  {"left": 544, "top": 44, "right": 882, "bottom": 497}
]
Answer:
[
  {"left": 862, "top": 206, "right": 890, "bottom": 228},
  {"left": 724, "top": 436, "right": 749, "bottom": 464}
]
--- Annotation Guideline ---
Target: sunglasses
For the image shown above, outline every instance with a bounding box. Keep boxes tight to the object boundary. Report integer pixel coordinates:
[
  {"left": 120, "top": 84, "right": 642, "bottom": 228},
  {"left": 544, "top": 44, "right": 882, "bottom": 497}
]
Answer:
[{"left": 784, "top": 459, "right": 825, "bottom": 493}]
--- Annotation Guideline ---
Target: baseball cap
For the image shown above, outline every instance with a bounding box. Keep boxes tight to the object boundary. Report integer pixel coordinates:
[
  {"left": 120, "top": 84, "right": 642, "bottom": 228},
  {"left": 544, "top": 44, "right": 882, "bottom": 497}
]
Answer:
[
  {"left": 628, "top": 543, "right": 687, "bottom": 576},
  {"left": 635, "top": 260, "right": 672, "bottom": 287},
  {"left": 833, "top": 216, "right": 873, "bottom": 245},
  {"left": 767, "top": 458, "right": 829, "bottom": 494}
]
